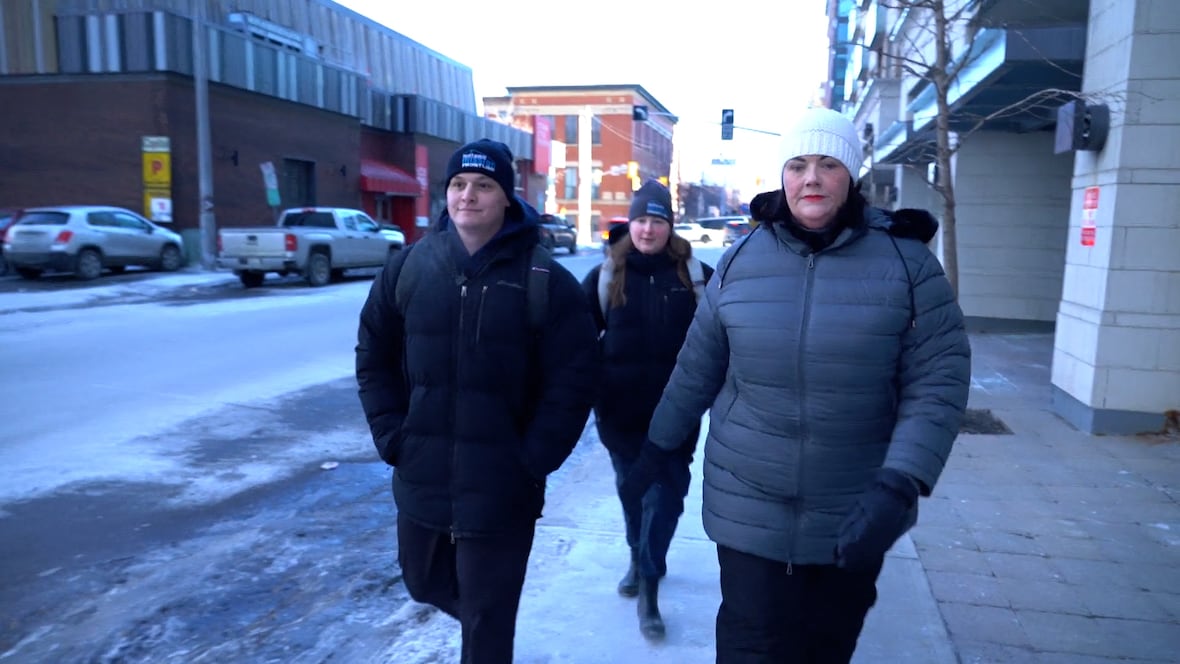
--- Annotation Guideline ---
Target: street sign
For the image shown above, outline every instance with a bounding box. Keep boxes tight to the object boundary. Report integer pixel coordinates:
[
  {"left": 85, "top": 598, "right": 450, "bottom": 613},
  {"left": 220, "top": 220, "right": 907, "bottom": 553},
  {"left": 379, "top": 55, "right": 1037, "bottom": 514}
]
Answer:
[
  {"left": 142, "top": 152, "right": 171, "bottom": 187},
  {"left": 711, "top": 158, "right": 736, "bottom": 165},
  {"left": 141, "top": 136, "right": 170, "bottom": 152},
  {"left": 145, "top": 192, "right": 172, "bottom": 222},
  {"left": 141, "top": 135, "right": 172, "bottom": 219}
]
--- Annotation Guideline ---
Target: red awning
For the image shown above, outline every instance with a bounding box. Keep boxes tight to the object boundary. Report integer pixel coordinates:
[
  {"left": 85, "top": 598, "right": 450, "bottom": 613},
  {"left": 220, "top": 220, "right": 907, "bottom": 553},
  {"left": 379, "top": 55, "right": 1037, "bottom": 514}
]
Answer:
[{"left": 359, "top": 159, "right": 420, "bottom": 197}]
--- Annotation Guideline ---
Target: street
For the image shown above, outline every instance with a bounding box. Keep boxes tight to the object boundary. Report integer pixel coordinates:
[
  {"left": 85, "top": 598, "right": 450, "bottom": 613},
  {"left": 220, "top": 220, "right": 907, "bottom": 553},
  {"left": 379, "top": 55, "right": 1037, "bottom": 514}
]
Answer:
[{"left": 0, "top": 247, "right": 725, "bottom": 662}]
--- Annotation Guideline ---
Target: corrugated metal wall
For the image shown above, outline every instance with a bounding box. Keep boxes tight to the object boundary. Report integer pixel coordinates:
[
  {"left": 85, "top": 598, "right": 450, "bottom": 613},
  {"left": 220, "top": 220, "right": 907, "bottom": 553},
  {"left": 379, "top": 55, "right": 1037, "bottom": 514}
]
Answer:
[{"left": 2, "top": 0, "right": 477, "bottom": 113}]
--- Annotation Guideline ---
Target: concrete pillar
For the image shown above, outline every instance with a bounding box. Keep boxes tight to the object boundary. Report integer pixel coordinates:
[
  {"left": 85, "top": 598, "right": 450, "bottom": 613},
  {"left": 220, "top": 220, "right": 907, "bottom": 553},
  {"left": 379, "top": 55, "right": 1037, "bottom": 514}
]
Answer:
[{"left": 1051, "top": 0, "right": 1180, "bottom": 434}]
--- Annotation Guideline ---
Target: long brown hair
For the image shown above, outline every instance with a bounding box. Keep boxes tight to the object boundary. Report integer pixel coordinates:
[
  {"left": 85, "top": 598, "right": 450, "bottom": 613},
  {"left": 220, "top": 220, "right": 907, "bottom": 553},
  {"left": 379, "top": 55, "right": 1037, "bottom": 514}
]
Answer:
[{"left": 605, "top": 231, "right": 695, "bottom": 309}]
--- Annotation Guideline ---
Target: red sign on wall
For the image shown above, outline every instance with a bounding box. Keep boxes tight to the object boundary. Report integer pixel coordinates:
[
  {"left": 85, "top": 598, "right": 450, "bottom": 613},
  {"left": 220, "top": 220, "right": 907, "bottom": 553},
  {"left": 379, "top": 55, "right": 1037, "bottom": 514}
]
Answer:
[
  {"left": 1080, "top": 186, "right": 1098, "bottom": 246},
  {"left": 415, "top": 145, "right": 429, "bottom": 226},
  {"left": 533, "top": 116, "right": 551, "bottom": 176}
]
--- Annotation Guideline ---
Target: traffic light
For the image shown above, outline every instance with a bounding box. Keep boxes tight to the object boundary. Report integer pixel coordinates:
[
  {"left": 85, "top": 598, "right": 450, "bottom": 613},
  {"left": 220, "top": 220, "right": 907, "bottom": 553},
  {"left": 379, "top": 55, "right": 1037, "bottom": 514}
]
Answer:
[
  {"left": 632, "top": 105, "right": 649, "bottom": 122},
  {"left": 721, "top": 109, "right": 734, "bottom": 140}
]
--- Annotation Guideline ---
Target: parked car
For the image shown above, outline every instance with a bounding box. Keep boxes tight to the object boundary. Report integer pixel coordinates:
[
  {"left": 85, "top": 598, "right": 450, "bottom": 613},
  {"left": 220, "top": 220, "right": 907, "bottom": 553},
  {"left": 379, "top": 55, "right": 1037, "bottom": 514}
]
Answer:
[
  {"left": 677, "top": 215, "right": 748, "bottom": 246},
  {"left": 0, "top": 207, "right": 24, "bottom": 277},
  {"left": 723, "top": 217, "right": 754, "bottom": 246},
  {"left": 538, "top": 214, "right": 577, "bottom": 254},
  {"left": 216, "top": 207, "right": 400, "bottom": 288},
  {"left": 378, "top": 224, "right": 406, "bottom": 249},
  {"left": 2, "top": 205, "right": 184, "bottom": 280}
]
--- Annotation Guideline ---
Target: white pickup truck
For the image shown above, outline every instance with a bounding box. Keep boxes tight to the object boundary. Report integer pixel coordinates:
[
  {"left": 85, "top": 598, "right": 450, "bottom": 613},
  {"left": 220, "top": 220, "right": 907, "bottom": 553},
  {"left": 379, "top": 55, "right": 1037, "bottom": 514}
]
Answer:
[{"left": 216, "top": 207, "right": 404, "bottom": 288}]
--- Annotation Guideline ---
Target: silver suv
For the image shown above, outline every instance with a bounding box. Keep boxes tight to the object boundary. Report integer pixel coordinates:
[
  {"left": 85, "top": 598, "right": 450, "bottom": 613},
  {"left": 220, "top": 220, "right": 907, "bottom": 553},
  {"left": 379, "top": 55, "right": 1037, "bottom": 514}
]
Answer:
[{"left": 2, "top": 205, "right": 185, "bottom": 280}]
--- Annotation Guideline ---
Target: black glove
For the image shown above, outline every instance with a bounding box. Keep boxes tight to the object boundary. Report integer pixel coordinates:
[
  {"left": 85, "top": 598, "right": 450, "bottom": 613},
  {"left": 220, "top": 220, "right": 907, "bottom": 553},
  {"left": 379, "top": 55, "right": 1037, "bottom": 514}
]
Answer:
[
  {"left": 835, "top": 468, "right": 920, "bottom": 570},
  {"left": 619, "top": 440, "right": 675, "bottom": 503}
]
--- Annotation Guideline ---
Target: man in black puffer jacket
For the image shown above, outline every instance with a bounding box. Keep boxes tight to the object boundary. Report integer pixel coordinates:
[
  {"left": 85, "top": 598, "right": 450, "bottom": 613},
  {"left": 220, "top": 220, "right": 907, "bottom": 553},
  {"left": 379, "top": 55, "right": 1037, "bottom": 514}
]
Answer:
[{"left": 355, "top": 139, "right": 599, "bottom": 664}]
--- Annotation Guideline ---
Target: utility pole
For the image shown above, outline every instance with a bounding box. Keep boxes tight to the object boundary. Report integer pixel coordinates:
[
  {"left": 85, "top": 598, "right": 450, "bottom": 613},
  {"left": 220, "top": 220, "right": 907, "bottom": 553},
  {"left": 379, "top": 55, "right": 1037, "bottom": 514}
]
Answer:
[
  {"left": 192, "top": 0, "right": 216, "bottom": 268},
  {"left": 576, "top": 105, "right": 594, "bottom": 246}
]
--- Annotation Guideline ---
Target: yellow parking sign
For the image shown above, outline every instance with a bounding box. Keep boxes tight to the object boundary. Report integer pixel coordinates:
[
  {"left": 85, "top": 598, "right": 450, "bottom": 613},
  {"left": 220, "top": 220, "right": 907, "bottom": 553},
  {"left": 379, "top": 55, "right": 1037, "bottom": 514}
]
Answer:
[{"left": 142, "top": 151, "right": 171, "bottom": 187}]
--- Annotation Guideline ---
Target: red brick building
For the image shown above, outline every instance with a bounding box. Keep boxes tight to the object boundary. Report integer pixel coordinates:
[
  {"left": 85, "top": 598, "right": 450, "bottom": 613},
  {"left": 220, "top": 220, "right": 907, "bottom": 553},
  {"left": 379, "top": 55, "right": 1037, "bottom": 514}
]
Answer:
[{"left": 483, "top": 85, "right": 676, "bottom": 239}]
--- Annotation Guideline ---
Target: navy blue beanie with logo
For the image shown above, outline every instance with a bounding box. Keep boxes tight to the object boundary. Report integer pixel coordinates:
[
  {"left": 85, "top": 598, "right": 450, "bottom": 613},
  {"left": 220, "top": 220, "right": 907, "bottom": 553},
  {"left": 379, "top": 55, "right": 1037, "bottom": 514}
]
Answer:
[
  {"left": 628, "top": 180, "right": 673, "bottom": 224},
  {"left": 445, "top": 139, "right": 516, "bottom": 199}
]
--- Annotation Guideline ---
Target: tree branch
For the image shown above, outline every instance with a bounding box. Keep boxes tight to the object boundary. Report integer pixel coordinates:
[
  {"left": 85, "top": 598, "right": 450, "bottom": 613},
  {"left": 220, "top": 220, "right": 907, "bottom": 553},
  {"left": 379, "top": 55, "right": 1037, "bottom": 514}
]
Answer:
[{"left": 1008, "top": 28, "right": 1085, "bottom": 80}]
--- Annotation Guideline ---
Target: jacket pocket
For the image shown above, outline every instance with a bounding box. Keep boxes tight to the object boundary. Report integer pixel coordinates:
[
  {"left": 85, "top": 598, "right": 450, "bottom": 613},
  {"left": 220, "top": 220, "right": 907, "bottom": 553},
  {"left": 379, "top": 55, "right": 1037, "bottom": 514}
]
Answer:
[{"left": 379, "top": 427, "right": 405, "bottom": 466}]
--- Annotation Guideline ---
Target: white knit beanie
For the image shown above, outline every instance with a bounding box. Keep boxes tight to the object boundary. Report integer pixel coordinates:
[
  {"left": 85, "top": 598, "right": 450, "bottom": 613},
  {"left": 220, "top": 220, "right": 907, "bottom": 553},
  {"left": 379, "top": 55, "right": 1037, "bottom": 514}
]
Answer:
[{"left": 777, "top": 107, "right": 863, "bottom": 177}]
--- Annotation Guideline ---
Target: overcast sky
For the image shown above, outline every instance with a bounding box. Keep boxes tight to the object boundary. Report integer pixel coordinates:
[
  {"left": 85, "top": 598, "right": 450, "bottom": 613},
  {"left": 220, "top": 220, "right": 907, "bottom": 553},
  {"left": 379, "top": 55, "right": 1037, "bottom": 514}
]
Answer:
[{"left": 334, "top": 0, "right": 833, "bottom": 195}]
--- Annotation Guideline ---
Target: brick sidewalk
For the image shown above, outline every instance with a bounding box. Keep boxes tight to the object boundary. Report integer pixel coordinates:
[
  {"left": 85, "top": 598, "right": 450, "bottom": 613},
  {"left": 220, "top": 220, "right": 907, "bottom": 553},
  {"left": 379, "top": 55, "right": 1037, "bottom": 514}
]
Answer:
[{"left": 915, "top": 333, "right": 1180, "bottom": 662}]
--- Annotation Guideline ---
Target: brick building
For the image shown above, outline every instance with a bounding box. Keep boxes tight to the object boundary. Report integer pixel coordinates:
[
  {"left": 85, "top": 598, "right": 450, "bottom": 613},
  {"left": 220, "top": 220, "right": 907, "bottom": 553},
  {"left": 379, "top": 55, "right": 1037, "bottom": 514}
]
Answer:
[
  {"left": 0, "top": 0, "right": 539, "bottom": 261},
  {"left": 483, "top": 85, "right": 676, "bottom": 241}
]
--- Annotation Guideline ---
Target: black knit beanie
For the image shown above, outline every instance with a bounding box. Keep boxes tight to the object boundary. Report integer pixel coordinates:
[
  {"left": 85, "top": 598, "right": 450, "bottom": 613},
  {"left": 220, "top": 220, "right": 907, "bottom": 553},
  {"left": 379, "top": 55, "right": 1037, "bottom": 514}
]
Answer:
[
  {"left": 628, "top": 180, "right": 673, "bottom": 223},
  {"left": 445, "top": 139, "right": 516, "bottom": 199}
]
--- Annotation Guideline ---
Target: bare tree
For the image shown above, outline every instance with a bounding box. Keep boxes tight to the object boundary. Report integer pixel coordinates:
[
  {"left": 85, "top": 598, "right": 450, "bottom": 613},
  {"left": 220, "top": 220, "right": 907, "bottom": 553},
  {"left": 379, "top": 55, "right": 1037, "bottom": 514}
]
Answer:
[{"left": 853, "top": 0, "right": 1089, "bottom": 295}]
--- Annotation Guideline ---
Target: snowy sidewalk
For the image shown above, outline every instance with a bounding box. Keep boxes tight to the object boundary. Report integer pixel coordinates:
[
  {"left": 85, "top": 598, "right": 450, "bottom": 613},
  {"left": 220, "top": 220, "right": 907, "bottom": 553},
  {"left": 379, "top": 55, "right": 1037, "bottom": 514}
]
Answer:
[{"left": 374, "top": 421, "right": 957, "bottom": 663}]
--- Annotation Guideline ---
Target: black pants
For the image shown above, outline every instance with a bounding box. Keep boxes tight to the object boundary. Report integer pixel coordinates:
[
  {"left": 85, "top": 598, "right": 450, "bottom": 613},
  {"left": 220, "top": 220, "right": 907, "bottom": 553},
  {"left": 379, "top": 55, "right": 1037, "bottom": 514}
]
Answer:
[
  {"left": 397, "top": 513, "right": 536, "bottom": 664},
  {"left": 715, "top": 545, "right": 884, "bottom": 664},
  {"left": 609, "top": 450, "right": 691, "bottom": 580}
]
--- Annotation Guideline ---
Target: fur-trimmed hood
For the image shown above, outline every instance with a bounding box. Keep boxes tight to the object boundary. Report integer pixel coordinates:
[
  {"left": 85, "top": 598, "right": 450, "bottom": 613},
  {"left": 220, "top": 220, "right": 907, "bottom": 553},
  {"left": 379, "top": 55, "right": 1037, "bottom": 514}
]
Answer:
[{"left": 748, "top": 189, "right": 939, "bottom": 243}]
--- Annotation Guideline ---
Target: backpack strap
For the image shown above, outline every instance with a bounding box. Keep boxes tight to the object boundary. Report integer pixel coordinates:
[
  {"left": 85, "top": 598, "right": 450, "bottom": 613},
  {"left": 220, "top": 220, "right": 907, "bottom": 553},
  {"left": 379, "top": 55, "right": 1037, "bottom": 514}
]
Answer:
[
  {"left": 391, "top": 243, "right": 417, "bottom": 316},
  {"left": 885, "top": 233, "right": 917, "bottom": 329},
  {"left": 716, "top": 224, "right": 761, "bottom": 288},
  {"left": 526, "top": 243, "right": 550, "bottom": 333},
  {"left": 687, "top": 256, "right": 705, "bottom": 301},
  {"left": 596, "top": 256, "right": 615, "bottom": 318}
]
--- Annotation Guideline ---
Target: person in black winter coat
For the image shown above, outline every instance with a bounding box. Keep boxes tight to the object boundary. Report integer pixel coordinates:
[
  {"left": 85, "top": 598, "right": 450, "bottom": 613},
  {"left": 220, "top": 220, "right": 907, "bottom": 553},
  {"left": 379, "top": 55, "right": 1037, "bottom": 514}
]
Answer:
[
  {"left": 580, "top": 180, "right": 714, "bottom": 641},
  {"left": 355, "top": 139, "right": 600, "bottom": 664}
]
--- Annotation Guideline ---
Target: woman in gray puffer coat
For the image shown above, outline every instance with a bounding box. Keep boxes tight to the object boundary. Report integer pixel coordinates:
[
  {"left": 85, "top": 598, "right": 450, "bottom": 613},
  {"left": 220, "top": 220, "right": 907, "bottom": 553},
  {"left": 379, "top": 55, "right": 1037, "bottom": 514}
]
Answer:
[{"left": 621, "top": 107, "right": 971, "bottom": 663}]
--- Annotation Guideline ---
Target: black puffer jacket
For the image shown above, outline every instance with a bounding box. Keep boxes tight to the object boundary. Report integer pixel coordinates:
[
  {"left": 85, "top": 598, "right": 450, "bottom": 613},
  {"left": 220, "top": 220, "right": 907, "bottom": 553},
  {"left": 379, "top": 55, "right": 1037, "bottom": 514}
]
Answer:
[
  {"left": 356, "top": 201, "right": 600, "bottom": 536},
  {"left": 581, "top": 251, "right": 714, "bottom": 456}
]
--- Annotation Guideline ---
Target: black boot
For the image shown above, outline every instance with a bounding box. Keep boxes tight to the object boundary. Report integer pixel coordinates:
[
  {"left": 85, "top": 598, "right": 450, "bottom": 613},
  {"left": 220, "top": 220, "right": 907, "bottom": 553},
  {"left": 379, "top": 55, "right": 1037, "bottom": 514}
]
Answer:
[
  {"left": 617, "top": 548, "right": 639, "bottom": 597},
  {"left": 637, "top": 577, "right": 665, "bottom": 640}
]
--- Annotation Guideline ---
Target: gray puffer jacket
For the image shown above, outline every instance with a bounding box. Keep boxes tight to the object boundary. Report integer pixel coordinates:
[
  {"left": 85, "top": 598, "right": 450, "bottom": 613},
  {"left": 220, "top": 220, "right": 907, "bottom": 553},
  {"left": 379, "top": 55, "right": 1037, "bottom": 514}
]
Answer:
[{"left": 647, "top": 207, "right": 971, "bottom": 565}]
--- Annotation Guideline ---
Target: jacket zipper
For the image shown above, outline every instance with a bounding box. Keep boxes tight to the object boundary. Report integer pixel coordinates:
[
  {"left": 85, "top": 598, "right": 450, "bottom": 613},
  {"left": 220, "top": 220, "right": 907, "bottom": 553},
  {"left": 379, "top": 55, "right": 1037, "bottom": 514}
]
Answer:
[
  {"left": 451, "top": 283, "right": 468, "bottom": 544},
  {"left": 649, "top": 275, "right": 659, "bottom": 343},
  {"left": 475, "top": 285, "right": 488, "bottom": 345},
  {"left": 792, "top": 252, "right": 818, "bottom": 562}
]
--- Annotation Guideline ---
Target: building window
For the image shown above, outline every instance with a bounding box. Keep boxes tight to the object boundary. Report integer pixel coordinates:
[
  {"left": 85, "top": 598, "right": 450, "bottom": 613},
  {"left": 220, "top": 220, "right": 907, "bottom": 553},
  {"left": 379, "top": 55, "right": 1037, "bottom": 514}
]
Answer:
[
  {"left": 563, "top": 167, "right": 577, "bottom": 199},
  {"left": 592, "top": 117, "right": 602, "bottom": 145},
  {"left": 564, "top": 115, "right": 578, "bottom": 144}
]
